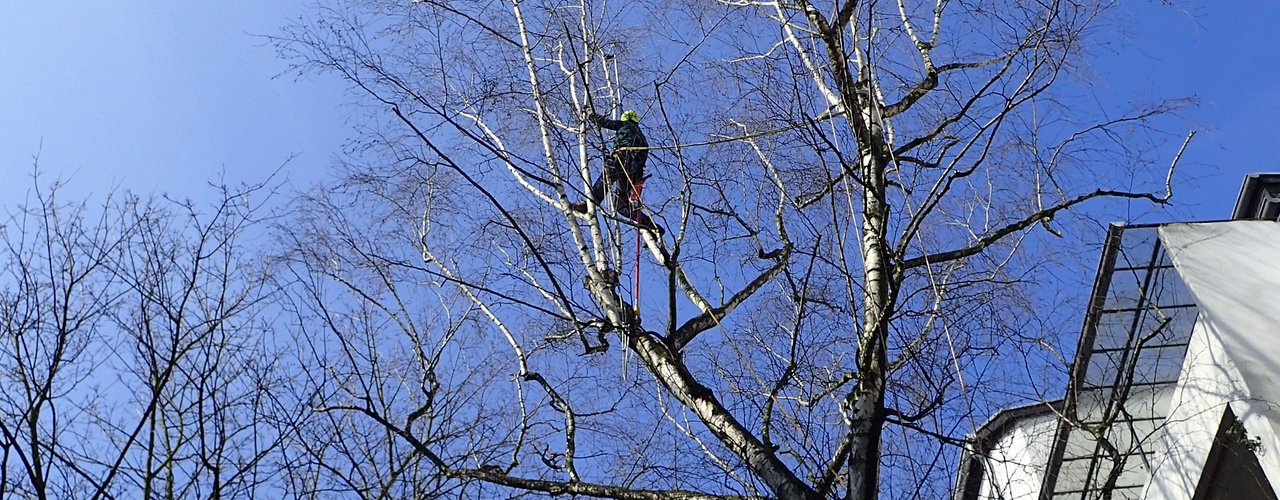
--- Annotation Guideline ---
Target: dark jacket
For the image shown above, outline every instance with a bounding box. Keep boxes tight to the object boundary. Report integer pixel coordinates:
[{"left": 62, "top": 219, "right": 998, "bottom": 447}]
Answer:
[{"left": 591, "top": 113, "right": 648, "bottom": 152}]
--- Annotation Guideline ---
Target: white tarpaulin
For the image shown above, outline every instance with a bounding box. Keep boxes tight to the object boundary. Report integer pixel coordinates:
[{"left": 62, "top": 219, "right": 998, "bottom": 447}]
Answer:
[{"left": 1157, "top": 221, "right": 1280, "bottom": 495}]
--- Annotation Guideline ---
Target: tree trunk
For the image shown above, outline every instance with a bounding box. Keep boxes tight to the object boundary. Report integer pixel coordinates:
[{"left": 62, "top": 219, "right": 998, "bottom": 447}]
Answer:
[
  {"left": 846, "top": 378, "right": 886, "bottom": 500},
  {"left": 628, "top": 333, "right": 823, "bottom": 500},
  {"left": 846, "top": 82, "right": 893, "bottom": 499}
]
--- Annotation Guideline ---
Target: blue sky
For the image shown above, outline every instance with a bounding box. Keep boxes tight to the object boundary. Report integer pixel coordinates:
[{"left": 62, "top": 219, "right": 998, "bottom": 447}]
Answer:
[
  {"left": 0, "top": 3, "right": 350, "bottom": 203},
  {"left": 0, "top": 2, "right": 1272, "bottom": 218},
  {"left": 1095, "top": 2, "right": 1280, "bottom": 218}
]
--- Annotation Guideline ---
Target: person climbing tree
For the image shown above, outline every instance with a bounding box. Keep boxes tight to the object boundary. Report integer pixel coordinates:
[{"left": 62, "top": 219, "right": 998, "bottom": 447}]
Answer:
[{"left": 572, "top": 108, "right": 662, "bottom": 234}]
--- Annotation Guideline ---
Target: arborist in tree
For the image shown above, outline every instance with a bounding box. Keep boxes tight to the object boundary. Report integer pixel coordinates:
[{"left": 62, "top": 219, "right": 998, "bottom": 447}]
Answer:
[{"left": 571, "top": 108, "right": 662, "bottom": 235}]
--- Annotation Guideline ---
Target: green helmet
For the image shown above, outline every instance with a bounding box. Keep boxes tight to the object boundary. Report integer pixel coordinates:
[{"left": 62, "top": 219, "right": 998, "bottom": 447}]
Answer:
[{"left": 621, "top": 110, "right": 640, "bottom": 123}]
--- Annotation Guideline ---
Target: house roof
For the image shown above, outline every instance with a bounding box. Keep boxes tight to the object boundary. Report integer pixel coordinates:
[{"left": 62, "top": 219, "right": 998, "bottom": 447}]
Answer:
[{"left": 954, "top": 400, "right": 1062, "bottom": 500}]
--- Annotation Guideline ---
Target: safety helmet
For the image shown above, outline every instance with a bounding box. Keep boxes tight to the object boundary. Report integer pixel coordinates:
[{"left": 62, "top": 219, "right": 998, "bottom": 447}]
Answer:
[{"left": 621, "top": 110, "right": 640, "bottom": 123}]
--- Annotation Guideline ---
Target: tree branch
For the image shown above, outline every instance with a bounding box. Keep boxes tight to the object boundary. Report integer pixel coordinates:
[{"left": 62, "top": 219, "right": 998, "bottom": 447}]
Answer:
[{"left": 900, "top": 189, "right": 1170, "bottom": 269}]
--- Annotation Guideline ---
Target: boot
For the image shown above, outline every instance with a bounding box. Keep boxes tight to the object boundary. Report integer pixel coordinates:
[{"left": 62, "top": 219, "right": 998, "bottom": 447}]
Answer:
[{"left": 632, "top": 212, "right": 664, "bottom": 236}]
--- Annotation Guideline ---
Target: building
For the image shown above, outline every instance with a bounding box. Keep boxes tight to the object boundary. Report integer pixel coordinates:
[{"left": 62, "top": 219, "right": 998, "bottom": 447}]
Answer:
[{"left": 956, "top": 174, "right": 1280, "bottom": 499}]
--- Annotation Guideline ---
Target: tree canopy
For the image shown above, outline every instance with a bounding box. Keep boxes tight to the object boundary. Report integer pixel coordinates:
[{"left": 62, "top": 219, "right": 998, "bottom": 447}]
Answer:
[{"left": 0, "top": 0, "right": 1193, "bottom": 498}]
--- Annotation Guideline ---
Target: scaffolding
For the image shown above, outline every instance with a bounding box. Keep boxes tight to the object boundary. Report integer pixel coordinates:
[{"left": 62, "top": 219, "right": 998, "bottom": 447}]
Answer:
[{"left": 1040, "top": 224, "right": 1200, "bottom": 499}]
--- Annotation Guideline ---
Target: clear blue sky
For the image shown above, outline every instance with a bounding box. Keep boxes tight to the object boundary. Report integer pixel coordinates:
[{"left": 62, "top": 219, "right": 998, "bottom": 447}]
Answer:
[
  {"left": 0, "top": 2, "right": 351, "bottom": 203},
  {"left": 1094, "top": 2, "right": 1280, "bottom": 218},
  {"left": 0, "top": 2, "right": 1272, "bottom": 218}
]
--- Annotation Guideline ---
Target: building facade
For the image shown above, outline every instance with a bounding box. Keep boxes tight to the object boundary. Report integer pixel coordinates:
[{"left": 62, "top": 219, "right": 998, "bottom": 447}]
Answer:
[{"left": 957, "top": 174, "right": 1280, "bottom": 499}]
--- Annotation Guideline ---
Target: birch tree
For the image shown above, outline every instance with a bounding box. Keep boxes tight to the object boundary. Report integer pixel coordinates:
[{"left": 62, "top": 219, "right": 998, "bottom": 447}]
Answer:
[{"left": 276, "top": 0, "right": 1190, "bottom": 497}]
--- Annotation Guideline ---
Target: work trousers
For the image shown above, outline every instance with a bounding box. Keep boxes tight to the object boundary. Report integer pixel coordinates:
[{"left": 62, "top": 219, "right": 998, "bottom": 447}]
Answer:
[{"left": 589, "top": 149, "right": 646, "bottom": 215}]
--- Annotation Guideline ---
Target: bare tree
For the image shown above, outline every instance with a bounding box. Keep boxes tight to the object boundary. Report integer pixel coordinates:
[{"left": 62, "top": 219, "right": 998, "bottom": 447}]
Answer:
[
  {"left": 273, "top": 0, "right": 1191, "bottom": 498},
  {"left": 0, "top": 173, "right": 285, "bottom": 499},
  {"left": 0, "top": 177, "right": 122, "bottom": 500},
  {"left": 272, "top": 170, "right": 477, "bottom": 499}
]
